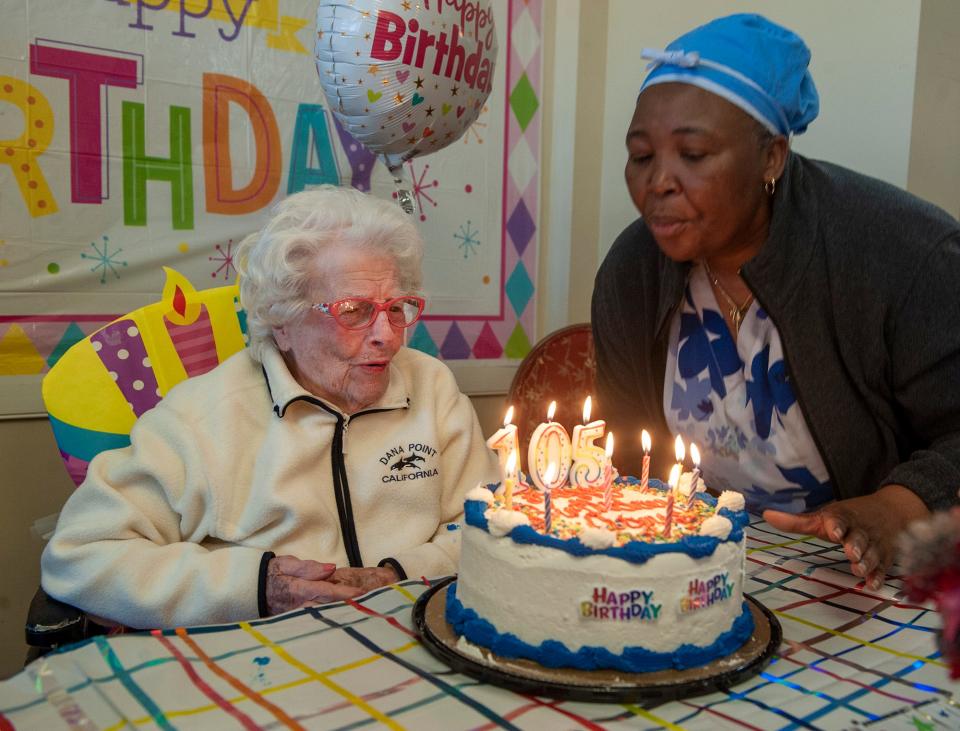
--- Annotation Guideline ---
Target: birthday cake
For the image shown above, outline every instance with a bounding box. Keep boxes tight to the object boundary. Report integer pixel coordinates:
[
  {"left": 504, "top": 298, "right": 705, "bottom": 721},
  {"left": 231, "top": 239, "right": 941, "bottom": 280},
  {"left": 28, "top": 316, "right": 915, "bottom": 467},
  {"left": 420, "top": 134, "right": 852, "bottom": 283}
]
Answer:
[{"left": 445, "top": 476, "right": 753, "bottom": 673}]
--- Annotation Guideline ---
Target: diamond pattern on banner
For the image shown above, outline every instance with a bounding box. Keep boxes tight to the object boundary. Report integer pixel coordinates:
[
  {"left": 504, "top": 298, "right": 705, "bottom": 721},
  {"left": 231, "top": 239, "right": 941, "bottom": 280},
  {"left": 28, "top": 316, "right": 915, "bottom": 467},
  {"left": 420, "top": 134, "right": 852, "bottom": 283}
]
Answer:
[
  {"left": 509, "top": 72, "right": 539, "bottom": 132},
  {"left": 407, "top": 322, "right": 439, "bottom": 357},
  {"left": 505, "top": 261, "right": 534, "bottom": 317},
  {"left": 506, "top": 198, "right": 536, "bottom": 255},
  {"left": 47, "top": 322, "right": 87, "bottom": 368},
  {"left": 472, "top": 322, "right": 504, "bottom": 359},
  {"left": 0, "top": 324, "right": 46, "bottom": 375},
  {"left": 440, "top": 323, "right": 472, "bottom": 360},
  {"left": 504, "top": 321, "right": 532, "bottom": 359},
  {"left": 508, "top": 135, "right": 537, "bottom": 196},
  {"left": 511, "top": 7, "right": 540, "bottom": 70}
]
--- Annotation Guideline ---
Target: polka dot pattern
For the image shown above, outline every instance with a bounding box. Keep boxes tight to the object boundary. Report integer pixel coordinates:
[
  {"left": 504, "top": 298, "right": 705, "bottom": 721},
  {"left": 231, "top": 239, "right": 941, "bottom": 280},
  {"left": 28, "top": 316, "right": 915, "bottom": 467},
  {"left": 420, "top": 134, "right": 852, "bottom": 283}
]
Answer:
[
  {"left": 0, "top": 78, "right": 57, "bottom": 217},
  {"left": 91, "top": 318, "right": 161, "bottom": 416}
]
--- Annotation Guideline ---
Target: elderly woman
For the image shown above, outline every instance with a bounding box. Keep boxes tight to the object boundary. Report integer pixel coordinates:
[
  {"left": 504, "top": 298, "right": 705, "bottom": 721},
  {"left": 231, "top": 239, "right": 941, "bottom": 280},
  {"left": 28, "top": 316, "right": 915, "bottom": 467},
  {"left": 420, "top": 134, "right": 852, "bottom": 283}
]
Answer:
[
  {"left": 593, "top": 14, "right": 960, "bottom": 590},
  {"left": 42, "top": 186, "right": 500, "bottom": 628}
]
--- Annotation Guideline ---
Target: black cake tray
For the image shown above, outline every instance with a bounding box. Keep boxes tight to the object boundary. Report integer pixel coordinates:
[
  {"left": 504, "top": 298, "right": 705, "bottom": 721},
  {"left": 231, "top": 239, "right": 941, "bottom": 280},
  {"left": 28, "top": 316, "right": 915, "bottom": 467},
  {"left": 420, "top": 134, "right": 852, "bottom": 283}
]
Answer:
[{"left": 413, "top": 576, "right": 781, "bottom": 705}]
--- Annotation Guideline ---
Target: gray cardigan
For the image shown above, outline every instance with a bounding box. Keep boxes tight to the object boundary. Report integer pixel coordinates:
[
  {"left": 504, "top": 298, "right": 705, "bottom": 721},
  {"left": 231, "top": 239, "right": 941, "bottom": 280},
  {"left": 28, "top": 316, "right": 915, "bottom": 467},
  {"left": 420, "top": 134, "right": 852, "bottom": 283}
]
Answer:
[{"left": 592, "top": 152, "right": 960, "bottom": 512}]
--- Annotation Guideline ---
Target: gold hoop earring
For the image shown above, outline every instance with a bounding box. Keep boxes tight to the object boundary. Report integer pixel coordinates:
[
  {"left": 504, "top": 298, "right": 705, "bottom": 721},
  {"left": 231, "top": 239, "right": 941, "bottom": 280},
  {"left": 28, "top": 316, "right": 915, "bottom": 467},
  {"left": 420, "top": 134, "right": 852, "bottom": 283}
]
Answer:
[{"left": 764, "top": 177, "right": 776, "bottom": 196}]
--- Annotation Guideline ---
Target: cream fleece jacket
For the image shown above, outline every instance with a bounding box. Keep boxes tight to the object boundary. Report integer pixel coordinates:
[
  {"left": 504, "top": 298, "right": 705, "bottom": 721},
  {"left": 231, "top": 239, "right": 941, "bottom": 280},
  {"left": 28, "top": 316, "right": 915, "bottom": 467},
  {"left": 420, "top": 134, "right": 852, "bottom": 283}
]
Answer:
[{"left": 41, "top": 344, "right": 500, "bottom": 628}]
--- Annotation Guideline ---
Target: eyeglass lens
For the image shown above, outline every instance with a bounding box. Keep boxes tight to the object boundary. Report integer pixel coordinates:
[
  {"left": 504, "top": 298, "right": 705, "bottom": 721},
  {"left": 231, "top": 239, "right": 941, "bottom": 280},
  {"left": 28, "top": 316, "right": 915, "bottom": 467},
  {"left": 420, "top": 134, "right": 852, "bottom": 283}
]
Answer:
[{"left": 334, "top": 298, "right": 421, "bottom": 328}]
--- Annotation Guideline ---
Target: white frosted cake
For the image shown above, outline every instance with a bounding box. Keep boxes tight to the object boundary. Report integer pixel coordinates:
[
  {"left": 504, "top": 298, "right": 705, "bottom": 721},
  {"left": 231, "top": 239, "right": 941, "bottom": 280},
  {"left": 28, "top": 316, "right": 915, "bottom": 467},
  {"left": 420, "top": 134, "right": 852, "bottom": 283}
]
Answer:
[{"left": 446, "top": 476, "right": 752, "bottom": 672}]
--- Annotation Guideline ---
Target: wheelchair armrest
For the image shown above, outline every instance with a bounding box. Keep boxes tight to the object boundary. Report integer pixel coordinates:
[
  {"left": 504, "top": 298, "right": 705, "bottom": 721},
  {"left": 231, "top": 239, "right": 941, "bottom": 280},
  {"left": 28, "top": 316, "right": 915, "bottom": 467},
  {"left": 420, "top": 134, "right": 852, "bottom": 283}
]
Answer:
[{"left": 25, "top": 586, "right": 86, "bottom": 649}]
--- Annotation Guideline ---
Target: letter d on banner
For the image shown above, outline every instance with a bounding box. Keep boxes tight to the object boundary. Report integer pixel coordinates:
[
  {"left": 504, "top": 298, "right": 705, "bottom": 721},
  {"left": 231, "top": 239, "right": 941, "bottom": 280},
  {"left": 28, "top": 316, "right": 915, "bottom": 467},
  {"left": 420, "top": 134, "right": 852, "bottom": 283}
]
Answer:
[{"left": 203, "top": 73, "right": 281, "bottom": 214}]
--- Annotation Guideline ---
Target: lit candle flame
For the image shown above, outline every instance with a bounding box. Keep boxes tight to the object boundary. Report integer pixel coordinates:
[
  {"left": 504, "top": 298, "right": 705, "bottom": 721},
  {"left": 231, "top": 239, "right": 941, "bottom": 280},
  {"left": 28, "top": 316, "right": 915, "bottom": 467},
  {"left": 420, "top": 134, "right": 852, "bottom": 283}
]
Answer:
[
  {"left": 605, "top": 431, "right": 614, "bottom": 458},
  {"left": 503, "top": 405, "right": 514, "bottom": 427},
  {"left": 547, "top": 401, "right": 557, "bottom": 421},
  {"left": 506, "top": 448, "right": 518, "bottom": 477},
  {"left": 668, "top": 463, "right": 681, "bottom": 489},
  {"left": 674, "top": 435, "right": 685, "bottom": 463},
  {"left": 641, "top": 429, "right": 651, "bottom": 453},
  {"left": 690, "top": 443, "right": 700, "bottom": 468},
  {"left": 582, "top": 395, "right": 592, "bottom": 424}
]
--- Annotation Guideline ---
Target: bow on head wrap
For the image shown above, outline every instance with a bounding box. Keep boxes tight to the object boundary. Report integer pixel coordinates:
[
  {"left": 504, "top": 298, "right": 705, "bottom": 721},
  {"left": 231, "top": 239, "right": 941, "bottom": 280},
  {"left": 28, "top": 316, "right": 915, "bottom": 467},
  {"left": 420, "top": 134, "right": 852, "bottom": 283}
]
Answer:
[{"left": 639, "top": 13, "right": 819, "bottom": 136}]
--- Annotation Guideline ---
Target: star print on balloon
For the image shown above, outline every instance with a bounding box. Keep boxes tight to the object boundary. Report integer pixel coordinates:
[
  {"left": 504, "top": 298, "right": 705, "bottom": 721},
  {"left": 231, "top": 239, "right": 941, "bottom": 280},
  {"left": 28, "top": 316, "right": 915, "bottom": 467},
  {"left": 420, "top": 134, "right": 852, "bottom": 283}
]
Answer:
[{"left": 315, "top": 0, "right": 498, "bottom": 171}]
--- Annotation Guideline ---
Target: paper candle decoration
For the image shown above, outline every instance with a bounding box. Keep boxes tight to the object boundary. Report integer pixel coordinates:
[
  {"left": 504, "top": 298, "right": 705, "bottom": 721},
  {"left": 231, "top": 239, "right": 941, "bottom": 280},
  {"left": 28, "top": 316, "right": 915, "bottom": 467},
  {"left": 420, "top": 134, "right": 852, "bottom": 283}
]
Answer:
[
  {"left": 602, "top": 432, "right": 615, "bottom": 512},
  {"left": 665, "top": 463, "right": 680, "bottom": 538},
  {"left": 570, "top": 396, "right": 606, "bottom": 489},
  {"left": 43, "top": 267, "right": 247, "bottom": 488},
  {"left": 486, "top": 405, "right": 519, "bottom": 477},
  {"left": 528, "top": 401, "right": 572, "bottom": 491},
  {"left": 503, "top": 449, "right": 518, "bottom": 510},
  {"left": 543, "top": 461, "right": 558, "bottom": 534},
  {"left": 162, "top": 268, "right": 219, "bottom": 378},
  {"left": 640, "top": 429, "right": 652, "bottom": 491}
]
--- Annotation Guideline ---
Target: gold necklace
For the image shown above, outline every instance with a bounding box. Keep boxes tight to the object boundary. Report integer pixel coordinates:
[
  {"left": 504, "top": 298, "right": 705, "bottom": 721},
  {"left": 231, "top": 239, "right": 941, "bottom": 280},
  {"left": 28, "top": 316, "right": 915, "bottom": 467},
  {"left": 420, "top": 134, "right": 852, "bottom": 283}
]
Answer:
[{"left": 703, "top": 261, "right": 754, "bottom": 334}]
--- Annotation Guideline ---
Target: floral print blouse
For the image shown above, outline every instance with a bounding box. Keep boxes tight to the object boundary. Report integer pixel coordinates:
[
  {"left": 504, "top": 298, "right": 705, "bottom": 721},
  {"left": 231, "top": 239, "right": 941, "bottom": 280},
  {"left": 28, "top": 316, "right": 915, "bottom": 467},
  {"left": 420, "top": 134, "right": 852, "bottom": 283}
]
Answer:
[{"left": 664, "top": 265, "right": 833, "bottom": 513}]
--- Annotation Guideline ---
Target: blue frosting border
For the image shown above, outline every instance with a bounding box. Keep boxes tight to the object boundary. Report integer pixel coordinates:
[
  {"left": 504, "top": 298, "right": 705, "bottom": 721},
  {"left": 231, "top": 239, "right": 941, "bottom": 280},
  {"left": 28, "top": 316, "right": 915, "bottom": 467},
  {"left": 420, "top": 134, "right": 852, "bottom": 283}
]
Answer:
[
  {"left": 469, "top": 478, "right": 749, "bottom": 566},
  {"left": 445, "top": 580, "right": 755, "bottom": 672}
]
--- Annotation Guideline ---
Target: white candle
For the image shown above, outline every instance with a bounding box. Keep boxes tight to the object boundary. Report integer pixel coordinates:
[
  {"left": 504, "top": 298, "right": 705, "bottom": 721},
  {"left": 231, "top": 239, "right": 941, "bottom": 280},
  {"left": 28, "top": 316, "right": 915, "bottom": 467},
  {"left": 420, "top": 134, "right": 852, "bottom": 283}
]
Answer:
[
  {"left": 527, "top": 401, "right": 572, "bottom": 491},
  {"left": 640, "top": 429, "right": 651, "bottom": 491},
  {"left": 486, "top": 405, "right": 519, "bottom": 476},
  {"left": 543, "top": 461, "right": 557, "bottom": 534},
  {"left": 674, "top": 435, "right": 685, "bottom": 496},
  {"left": 570, "top": 396, "right": 606, "bottom": 489},
  {"left": 602, "top": 432, "right": 615, "bottom": 512},
  {"left": 503, "top": 448, "right": 517, "bottom": 510},
  {"left": 665, "top": 463, "right": 680, "bottom": 538},
  {"left": 689, "top": 443, "right": 702, "bottom": 501}
]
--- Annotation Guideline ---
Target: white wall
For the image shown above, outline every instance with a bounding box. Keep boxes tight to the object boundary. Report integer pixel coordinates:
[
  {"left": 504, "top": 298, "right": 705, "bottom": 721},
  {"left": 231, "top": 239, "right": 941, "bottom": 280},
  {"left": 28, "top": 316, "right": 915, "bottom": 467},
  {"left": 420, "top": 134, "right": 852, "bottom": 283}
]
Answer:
[
  {"left": 597, "top": 0, "right": 922, "bottom": 261},
  {"left": 908, "top": 0, "right": 960, "bottom": 219}
]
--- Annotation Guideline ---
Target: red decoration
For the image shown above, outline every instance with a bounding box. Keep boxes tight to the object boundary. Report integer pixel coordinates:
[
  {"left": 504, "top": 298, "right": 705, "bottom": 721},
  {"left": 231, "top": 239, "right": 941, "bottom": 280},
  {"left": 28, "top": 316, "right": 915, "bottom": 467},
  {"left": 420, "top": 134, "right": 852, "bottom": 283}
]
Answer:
[
  {"left": 900, "top": 511, "right": 960, "bottom": 679},
  {"left": 173, "top": 285, "right": 186, "bottom": 318}
]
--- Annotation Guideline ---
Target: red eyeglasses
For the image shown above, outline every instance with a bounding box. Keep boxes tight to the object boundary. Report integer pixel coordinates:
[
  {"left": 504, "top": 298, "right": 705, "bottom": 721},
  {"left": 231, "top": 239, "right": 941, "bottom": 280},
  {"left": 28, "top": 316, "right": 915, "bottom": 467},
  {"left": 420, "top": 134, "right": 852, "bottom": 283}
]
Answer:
[{"left": 311, "top": 296, "right": 426, "bottom": 330}]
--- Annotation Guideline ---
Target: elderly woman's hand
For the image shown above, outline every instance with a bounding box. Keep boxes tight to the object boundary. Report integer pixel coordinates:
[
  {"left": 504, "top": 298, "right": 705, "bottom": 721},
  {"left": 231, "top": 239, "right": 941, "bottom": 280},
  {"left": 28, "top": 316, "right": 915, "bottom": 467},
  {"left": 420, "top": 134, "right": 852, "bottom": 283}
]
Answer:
[
  {"left": 763, "top": 484, "right": 930, "bottom": 590},
  {"left": 265, "top": 555, "right": 365, "bottom": 615},
  {"left": 329, "top": 566, "right": 399, "bottom": 593}
]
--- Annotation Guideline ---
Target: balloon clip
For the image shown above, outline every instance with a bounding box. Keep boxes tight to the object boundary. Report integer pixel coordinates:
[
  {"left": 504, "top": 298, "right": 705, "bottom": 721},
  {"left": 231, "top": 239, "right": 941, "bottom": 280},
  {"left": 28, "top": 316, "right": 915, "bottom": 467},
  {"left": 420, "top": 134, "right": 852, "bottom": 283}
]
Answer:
[{"left": 395, "top": 187, "right": 416, "bottom": 216}]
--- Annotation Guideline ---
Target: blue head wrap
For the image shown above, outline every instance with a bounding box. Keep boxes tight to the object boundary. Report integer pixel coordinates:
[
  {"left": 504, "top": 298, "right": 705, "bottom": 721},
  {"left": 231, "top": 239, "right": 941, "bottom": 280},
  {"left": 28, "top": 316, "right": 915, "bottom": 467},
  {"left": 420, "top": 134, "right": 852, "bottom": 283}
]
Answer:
[{"left": 639, "top": 14, "right": 819, "bottom": 136}]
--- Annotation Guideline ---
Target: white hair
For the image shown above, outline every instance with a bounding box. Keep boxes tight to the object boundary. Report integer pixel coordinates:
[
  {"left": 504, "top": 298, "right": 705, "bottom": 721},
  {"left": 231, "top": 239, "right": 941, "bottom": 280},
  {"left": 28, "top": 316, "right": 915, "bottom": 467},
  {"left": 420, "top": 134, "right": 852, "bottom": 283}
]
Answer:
[{"left": 236, "top": 186, "right": 424, "bottom": 361}]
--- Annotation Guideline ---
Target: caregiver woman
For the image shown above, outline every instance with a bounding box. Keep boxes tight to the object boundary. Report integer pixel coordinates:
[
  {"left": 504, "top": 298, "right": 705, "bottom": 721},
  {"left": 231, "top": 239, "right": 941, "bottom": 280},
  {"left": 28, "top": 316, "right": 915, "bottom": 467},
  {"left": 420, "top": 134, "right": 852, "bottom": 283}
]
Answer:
[
  {"left": 592, "top": 14, "right": 960, "bottom": 590},
  {"left": 42, "top": 186, "right": 500, "bottom": 628}
]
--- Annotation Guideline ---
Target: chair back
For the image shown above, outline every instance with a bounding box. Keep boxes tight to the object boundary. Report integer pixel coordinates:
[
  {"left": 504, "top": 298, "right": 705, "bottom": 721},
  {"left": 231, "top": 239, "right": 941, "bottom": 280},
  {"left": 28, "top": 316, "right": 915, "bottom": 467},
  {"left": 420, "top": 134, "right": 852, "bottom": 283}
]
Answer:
[
  {"left": 507, "top": 323, "right": 595, "bottom": 458},
  {"left": 42, "top": 268, "right": 248, "bottom": 486}
]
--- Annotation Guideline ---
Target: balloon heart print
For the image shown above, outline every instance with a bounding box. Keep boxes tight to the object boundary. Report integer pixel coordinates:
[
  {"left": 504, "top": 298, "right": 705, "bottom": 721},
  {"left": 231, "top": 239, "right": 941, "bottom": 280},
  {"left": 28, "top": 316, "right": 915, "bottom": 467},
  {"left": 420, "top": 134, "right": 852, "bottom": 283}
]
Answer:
[{"left": 315, "top": 0, "right": 498, "bottom": 171}]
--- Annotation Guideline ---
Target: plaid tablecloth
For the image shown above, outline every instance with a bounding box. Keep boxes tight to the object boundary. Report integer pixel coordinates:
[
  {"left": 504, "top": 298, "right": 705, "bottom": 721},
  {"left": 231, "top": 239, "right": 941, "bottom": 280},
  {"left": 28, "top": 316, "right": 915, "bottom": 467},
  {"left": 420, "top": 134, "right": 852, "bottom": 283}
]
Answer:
[{"left": 2, "top": 520, "right": 957, "bottom": 730}]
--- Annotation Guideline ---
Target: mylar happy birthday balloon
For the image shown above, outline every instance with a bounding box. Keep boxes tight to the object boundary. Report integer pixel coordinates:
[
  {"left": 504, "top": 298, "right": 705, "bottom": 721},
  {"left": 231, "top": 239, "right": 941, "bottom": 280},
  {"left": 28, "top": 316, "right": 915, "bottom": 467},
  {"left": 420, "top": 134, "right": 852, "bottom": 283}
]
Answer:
[{"left": 315, "top": 0, "right": 498, "bottom": 172}]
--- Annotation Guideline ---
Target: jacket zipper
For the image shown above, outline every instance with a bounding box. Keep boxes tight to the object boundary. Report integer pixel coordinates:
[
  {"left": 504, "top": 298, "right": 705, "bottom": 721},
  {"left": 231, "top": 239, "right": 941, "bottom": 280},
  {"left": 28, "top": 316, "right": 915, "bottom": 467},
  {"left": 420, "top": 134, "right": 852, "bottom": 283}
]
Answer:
[
  {"left": 322, "top": 403, "right": 404, "bottom": 568},
  {"left": 330, "top": 415, "right": 363, "bottom": 566}
]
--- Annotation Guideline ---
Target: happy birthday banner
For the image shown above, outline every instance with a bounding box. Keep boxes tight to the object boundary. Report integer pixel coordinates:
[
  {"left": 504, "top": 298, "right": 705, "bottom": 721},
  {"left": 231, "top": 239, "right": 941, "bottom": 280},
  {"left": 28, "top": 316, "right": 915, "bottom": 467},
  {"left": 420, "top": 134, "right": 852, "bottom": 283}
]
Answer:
[{"left": 0, "top": 0, "right": 541, "bottom": 414}]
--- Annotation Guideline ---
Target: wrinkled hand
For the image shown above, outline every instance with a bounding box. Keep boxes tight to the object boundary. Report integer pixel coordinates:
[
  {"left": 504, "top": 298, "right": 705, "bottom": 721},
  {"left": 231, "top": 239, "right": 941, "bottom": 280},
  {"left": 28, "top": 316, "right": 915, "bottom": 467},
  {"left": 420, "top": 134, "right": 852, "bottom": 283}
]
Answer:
[
  {"left": 330, "top": 566, "right": 399, "bottom": 594},
  {"left": 763, "top": 484, "right": 930, "bottom": 590},
  {"left": 265, "top": 555, "right": 365, "bottom": 615}
]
